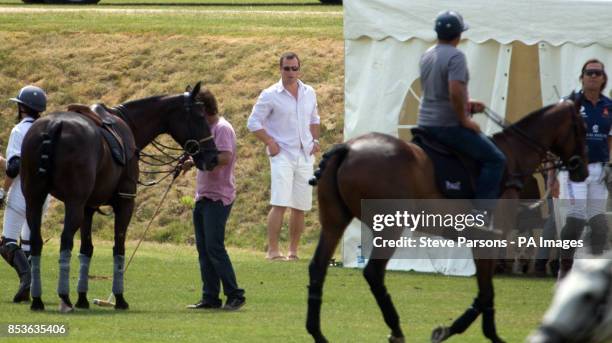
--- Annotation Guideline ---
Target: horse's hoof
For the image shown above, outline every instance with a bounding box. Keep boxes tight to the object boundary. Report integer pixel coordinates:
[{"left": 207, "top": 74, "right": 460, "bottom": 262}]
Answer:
[
  {"left": 431, "top": 326, "right": 451, "bottom": 343},
  {"left": 31, "top": 297, "right": 45, "bottom": 311},
  {"left": 75, "top": 294, "right": 90, "bottom": 309},
  {"left": 59, "top": 299, "right": 74, "bottom": 313},
  {"left": 13, "top": 287, "right": 30, "bottom": 303},
  {"left": 388, "top": 334, "right": 405, "bottom": 343},
  {"left": 114, "top": 294, "right": 129, "bottom": 310}
]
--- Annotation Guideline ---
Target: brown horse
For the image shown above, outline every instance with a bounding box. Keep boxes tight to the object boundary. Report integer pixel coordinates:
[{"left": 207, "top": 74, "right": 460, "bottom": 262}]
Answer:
[
  {"left": 306, "top": 100, "right": 588, "bottom": 342},
  {"left": 21, "top": 82, "right": 218, "bottom": 311}
]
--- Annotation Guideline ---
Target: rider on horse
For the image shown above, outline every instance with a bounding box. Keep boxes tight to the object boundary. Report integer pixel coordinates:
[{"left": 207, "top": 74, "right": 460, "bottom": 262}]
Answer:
[{"left": 417, "top": 10, "right": 506, "bottom": 220}]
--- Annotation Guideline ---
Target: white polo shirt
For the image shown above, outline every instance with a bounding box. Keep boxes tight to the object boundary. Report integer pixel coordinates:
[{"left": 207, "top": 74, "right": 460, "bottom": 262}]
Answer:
[
  {"left": 6, "top": 117, "right": 35, "bottom": 164},
  {"left": 247, "top": 79, "right": 320, "bottom": 161}
]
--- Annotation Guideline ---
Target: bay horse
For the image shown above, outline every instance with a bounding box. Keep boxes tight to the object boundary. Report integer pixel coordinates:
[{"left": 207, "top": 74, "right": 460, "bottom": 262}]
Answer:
[
  {"left": 306, "top": 100, "right": 588, "bottom": 342},
  {"left": 20, "top": 82, "right": 218, "bottom": 311}
]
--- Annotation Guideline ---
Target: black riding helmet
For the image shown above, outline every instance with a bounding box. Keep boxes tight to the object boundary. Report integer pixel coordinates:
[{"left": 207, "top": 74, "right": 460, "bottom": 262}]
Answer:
[
  {"left": 10, "top": 85, "right": 47, "bottom": 113},
  {"left": 434, "top": 10, "right": 469, "bottom": 41}
]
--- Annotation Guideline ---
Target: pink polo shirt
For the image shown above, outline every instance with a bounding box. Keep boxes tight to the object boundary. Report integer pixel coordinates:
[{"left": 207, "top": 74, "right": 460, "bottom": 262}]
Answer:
[{"left": 195, "top": 117, "right": 236, "bottom": 205}]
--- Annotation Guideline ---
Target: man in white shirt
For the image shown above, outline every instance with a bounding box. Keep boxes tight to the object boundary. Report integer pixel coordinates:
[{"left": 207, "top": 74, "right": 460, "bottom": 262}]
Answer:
[{"left": 247, "top": 52, "right": 320, "bottom": 261}]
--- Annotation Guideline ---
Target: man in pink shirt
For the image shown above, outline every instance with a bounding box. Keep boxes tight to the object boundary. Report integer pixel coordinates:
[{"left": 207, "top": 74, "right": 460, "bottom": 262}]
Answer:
[
  {"left": 185, "top": 88, "right": 245, "bottom": 311},
  {"left": 247, "top": 52, "right": 321, "bottom": 261}
]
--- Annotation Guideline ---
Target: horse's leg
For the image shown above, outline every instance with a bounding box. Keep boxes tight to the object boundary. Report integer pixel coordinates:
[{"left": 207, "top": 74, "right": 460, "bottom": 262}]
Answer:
[
  {"left": 75, "top": 207, "right": 95, "bottom": 309},
  {"left": 431, "top": 259, "right": 505, "bottom": 343},
  {"left": 111, "top": 198, "right": 134, "bottom": 310},
  {"left": 306, "top": 225, "right": 347, "bottom": 343},
  {"left": 306, "top": 166, "right": 352, "bottom": 342},
  {"left": 57, "top": 203, "right": 85, "bottom": 311},
  {"left": 26, "top": 195, "right": 47, "bottom": 311},
  {"left": 363, "top": 256, "right": 404, "bottom": 342}
]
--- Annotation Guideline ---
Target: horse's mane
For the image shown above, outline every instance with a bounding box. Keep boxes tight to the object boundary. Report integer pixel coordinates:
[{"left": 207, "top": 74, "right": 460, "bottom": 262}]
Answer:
[
  {"left": 492, "top": 103, "right": 558, "bottom": 140},
  {"left": 507, "top": 103, "right": 557, "bottom": 130},
  {"left": 119, "top": 95, "right": 171, "bottom": 107}
]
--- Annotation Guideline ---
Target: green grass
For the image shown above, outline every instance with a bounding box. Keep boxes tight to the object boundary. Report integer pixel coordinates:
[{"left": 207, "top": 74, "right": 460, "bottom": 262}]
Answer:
[
  {"left": 0, "top": 0, "right": 342, "bottom": 11},
  {"left": 0, "top": 240, "right": 554, "bottom": 342},
  {"left": 0, "top": 11, "right": 342, "bottom": 38}
]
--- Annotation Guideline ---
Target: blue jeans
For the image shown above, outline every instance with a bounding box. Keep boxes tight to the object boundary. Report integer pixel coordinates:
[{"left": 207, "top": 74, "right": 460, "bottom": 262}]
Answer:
[
  {"left": 422, "top": 125, "right": 506, "bottom": 209},
  {"left": 193, "top": 198, "right": 244, "bottom": 304}
]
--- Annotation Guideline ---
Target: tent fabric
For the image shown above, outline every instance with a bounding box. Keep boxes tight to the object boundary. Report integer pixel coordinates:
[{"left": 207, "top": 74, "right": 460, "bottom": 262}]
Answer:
[
  {"left": 344, "top": 38, "right": 513, "bottom": 139},
  {"left": 342, "top": 0, "right": 612, "bottom": 276},
  {"left": 345, "top": 0, "right": 612, "bottom": 48}
]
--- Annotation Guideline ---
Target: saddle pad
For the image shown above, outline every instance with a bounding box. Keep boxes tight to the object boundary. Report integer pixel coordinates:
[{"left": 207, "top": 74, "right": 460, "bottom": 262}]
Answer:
[
  {"left": 411, "top": 132, "right": 476, "bottom": 199},
  {"left": 100, "top": 128, "right": 126, "bottom": 166}
]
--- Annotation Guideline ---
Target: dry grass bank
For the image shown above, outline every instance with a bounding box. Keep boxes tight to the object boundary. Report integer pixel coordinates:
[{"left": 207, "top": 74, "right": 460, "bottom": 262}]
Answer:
[{"left": 0, "top": 31, "right": 344, "bottom": 250}]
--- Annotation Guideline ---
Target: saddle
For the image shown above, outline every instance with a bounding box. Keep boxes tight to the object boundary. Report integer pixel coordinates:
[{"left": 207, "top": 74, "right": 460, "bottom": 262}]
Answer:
[
  {"left": 411, "top": 127, "right": 478, "bottom": 199},
  {"left": 67, "top": 104, "right": 126, "bottom": 166}
]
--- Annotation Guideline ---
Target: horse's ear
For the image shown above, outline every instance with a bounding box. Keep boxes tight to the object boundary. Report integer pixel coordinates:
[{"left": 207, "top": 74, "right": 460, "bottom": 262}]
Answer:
[
  {"left": 567, "top": 90, "right": 583, "bottom": 114},
  {"left": 190, "top": 82, "right": 202, "bottom": 99},
  {"left": 185, "top": 84, "right": 192, "bottom": 92}
]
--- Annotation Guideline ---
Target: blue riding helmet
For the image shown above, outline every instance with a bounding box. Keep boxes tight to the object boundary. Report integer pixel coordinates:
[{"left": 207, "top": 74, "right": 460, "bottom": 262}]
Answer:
[
  {"left": 434, "top": 10, "right": 469, "bottom": 41},
  {"left": 10, "top": 85, "right": 47, "bottom": 113}
]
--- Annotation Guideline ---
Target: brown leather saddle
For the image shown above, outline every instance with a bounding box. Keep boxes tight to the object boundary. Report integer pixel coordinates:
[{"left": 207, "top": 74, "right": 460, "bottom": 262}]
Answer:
[{"left": 67, "top": 104, "right": 127, "bottom": 166}]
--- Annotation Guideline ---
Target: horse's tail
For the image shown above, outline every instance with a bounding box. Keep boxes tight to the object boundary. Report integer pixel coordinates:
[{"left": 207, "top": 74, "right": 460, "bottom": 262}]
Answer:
[
  {"left": 37, "top": 120, "right": 63, "bottom": 178},
  {"left": 308, "top": 143, "right": 349, "bottom": 186}
]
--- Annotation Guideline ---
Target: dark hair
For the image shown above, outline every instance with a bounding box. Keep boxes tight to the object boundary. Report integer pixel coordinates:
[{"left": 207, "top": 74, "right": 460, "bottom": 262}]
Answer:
[
  {"left": 196, "top": 88, "right": 218, "bottom": 116},
  {"left": 580, "top": 58, "right": 607, "bottom": 91},
  {"left": 16, "top": 104, "right": 40, "bottom": 123},
  {"left": 279, "top": 52, "right": 301, "bottom": 68}
]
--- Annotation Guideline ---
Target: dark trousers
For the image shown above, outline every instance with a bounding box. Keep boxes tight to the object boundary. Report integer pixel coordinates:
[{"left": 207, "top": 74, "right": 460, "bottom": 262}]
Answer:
[
  {"left": 193, "top": 198, "right": 244, "bottom": 304},
  {"left": 422, "top": 125, "right": 506, "bottom": 209}
]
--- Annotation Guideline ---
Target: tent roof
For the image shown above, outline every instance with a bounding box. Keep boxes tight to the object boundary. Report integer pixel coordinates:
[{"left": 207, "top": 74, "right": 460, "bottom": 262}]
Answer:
[{"left": 345, "top": 0, "right": 612, "bottom": 47}]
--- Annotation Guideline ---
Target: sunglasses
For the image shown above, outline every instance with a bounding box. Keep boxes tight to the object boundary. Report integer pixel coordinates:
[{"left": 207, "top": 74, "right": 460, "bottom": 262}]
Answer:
[
  {"left": 584, "top": 69, "right": 604, "bottom": 77},
  {"left": 282, "top": 66, "right": 300, "bottom": 72}
]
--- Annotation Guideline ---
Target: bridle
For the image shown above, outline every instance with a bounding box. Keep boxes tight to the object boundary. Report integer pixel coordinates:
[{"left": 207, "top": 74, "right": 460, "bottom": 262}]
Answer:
[
  {"left": 483, "top": 102, "right": 585, "bottom": 174},
  {"left": 181, "top": 91, "right": 215, "bottom": 157},
  {"left": 112, "top": 93, "right": 215, "bottom": 157},
  {"left": 110, "top": 92, "right": 217, "bottom": 186}
]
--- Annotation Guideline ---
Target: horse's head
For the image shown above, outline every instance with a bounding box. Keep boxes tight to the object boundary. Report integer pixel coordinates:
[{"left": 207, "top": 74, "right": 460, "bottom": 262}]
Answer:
[
  {"left": 551, "top": 100, "right": 589, "bottom": 182},
  {"left": 167, "top": 82, "right": 218, "bottom": 171},
  {"left": 527, "top": 256, "right": 612, "bottom": 343}
]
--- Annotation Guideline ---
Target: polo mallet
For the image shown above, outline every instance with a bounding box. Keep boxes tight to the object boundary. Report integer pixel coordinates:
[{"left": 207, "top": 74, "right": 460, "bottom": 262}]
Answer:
[{"left": 93, "top": 166, "right": 181, "bottom": 307}]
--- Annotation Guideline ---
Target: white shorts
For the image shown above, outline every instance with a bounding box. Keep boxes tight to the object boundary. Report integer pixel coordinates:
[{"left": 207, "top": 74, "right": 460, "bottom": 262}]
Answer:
[{"left": 269, "top": 153, "right": 314, "bottom": 211}]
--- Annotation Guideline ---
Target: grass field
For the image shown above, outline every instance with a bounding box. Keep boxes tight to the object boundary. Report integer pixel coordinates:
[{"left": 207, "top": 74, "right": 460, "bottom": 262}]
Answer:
[
  {"left": 0, "top": 240, "right": 555, "bottom": 342},
  {"left": 0, "top": 0, "right": 341, "bottom": 11}
]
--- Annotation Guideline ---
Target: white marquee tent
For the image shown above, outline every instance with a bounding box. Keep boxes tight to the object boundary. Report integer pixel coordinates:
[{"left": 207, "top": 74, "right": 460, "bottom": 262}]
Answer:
[{"left": 342, "top": 0, "right": 612, "bottom": 275}]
